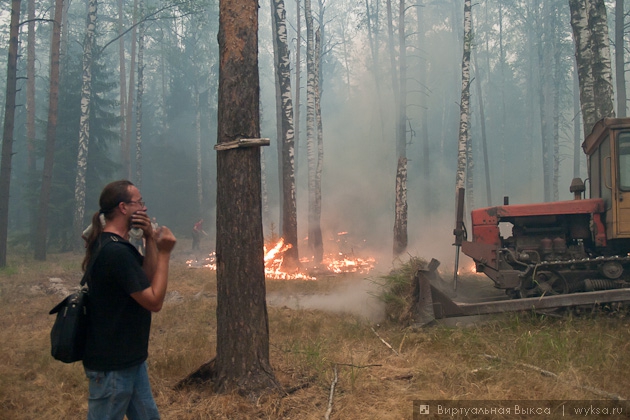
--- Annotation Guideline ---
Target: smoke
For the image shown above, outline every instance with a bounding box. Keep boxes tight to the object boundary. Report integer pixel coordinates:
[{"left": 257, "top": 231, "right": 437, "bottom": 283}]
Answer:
[{"left": 267, "top": 277, "right": 386, "bottom": 323}]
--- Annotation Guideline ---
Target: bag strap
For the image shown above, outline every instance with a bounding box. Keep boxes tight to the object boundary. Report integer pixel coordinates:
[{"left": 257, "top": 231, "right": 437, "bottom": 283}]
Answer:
[{"left": 80, "top": 235, "right": 119, "bottom": 287}]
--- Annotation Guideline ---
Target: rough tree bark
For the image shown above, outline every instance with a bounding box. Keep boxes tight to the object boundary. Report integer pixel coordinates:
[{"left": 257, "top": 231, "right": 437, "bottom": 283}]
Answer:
[
  {"left": 34, "top": 0, "right": 64, "bottom": 261},
  {"left": 0, "top": 0, "right": 22, "bottom": 267},
  {"left": 72, "top": 0, "right": 98, "bottom": 249},
  {"left": 213, "top": 0, "right": 279, "bottom": 396}
]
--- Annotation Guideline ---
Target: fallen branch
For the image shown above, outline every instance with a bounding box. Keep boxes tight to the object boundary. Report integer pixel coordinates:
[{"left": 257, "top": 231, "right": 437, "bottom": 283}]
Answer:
[
  {"left": 324, "top": 365, "right": 338, "bottom": 420},
  {"left": 284, "top": 381, "right": 312, "bottom": 395},
  {"left": 335, "top": 362, "right": 382, "bottom": 368},
  {"left": 370, "top": 326, "right": 406, "bottom": 360},
  {"left": 481, "top": 354, "right": 627, "bottom": 401}
]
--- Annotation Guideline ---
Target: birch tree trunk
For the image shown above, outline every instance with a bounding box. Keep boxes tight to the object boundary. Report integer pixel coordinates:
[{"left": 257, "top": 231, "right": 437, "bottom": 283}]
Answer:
[
  {"left": 135, "top": 0, "right": 145, "bottom": 187},
  {"left": 72, "top": 0, "right": 98, "bottom": 250},
  {"left": 271, "top": 0, "right": 284, "bottom": 234},
  {"left": 294, "top": 0, "right": 301, "bottom": 174},
  {"left": 273, "top": 0, "right": 299, "bottom": 269},
  {"left": 34, "top": 0, "right": 63, "bottom": 261},
  {"left": 305, "top": 0, "right": 323, "bottom": 263},
  {"left": 214, "top": 0, "right": 278, "bottom": 394},
  {"left": 615, "top": 0, "right": 626, "bottom": 117},
  {"left": 0, "top": 0, "right": 21, "bottom": 267},
  {"left": 570, "top": 0, "right": 615, "bottom": 137},
  {"left": 392, "top": 0, "right": 407, "bottom": 257},
  {"left": 455, "top": 0, "right": 472, "bottom": 197},
  {"left": 589, "top": 0, "right": 615, "bottom": 122}
]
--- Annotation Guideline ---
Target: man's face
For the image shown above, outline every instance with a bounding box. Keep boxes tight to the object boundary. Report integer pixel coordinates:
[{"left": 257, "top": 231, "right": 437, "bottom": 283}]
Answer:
[{"left": 123, "top": 186, "right": 146, "bottom": 228}]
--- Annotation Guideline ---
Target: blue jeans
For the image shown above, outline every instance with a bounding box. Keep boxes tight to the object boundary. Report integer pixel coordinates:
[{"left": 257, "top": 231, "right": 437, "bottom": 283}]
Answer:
[{"left": 85, "top": 361, "right": 160, "bottom": 420}]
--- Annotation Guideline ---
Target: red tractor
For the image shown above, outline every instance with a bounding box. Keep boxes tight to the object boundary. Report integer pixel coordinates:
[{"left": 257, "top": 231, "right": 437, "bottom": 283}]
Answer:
[{"left": 459, "top": 118, "right": 630, "bottom": 298}]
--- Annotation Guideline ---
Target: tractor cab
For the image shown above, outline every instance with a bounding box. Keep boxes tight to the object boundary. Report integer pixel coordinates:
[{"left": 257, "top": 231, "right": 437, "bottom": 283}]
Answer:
[{"left": 582, "top": 117, "right": 630, "bottom": 244}]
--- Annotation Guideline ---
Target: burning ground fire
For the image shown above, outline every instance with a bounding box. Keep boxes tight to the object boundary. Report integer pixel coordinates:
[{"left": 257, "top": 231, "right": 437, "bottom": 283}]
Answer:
[{"left": 187, "top": 234, "right": 376, "bottom": 280}]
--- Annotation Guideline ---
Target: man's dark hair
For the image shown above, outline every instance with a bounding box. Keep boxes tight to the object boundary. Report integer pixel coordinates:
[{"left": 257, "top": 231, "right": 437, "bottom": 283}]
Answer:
[{"left": 82, "top": 180, "right": 134, "bottom": 271}]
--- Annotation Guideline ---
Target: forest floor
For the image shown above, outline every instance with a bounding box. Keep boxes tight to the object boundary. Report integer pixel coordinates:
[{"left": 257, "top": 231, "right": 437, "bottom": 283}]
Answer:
[{"left": 1, "top": 243, "right": 630, "bottom": 419}]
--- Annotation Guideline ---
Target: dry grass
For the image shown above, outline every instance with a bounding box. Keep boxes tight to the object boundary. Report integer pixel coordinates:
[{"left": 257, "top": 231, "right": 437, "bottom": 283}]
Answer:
[{"left": 1, "top": 248, "right": 630, "bottom": 419}]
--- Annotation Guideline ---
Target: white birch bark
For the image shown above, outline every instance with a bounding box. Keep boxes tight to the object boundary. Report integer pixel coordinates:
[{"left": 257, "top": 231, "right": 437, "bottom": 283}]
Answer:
[
  {"left": 570, "top": 0, "right": 615, "bottom": 137},
  {"left": 455, "top": 0, "right": 472, "bottom": 194},
  {"left": 588, "top": 0, "right": 615, "bottom": 122},
  {"left": 273, "top": 0, "right": 299, "bottom": 267},
  {"left": 305, "top": 0, "right": 322, "bottom": 263},
  {"left": 72, "top": 0, "right": 97, "bottom": 248},
  {"left": 393, "top": 0, "right": 407, "bottom": 257}
]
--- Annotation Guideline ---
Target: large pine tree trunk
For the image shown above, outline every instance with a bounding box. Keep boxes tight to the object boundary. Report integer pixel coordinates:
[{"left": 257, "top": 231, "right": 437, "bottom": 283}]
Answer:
[
  {"left": 273, "top": 0, "right": 299, "bottom": 269},
  {"left": 73, "top": 0, "right": 98, "bottom": 250},
  {"left": 34, "top": 0, "right": 63, "bottom": 261},
  {"left": 214, "top": 0, "right": 278, "bottom": 395},
  {"left": 0, "top": 0, "right": 21, "bottom": 267}
]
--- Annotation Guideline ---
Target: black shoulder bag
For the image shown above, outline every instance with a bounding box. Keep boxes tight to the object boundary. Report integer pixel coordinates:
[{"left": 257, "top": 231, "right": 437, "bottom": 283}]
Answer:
[{"left": 49, "top": 235, "right": 117, "bottom": 363}]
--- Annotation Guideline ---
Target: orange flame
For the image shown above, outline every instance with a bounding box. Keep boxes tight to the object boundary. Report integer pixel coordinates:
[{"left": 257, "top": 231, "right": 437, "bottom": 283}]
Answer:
[{"left": 188, "top": 237, "right": 376, "bottom": 280}]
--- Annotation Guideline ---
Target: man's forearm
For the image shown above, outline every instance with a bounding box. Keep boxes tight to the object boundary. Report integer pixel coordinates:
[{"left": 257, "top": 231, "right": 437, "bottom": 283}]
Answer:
[{"left": 143, "top": 236, "right": 158, "bottom": 280}]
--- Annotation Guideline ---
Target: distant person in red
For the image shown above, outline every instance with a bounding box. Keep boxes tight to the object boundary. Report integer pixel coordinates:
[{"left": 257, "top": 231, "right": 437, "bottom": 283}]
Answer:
[{"left": 192, "top": 218, "right": 206, "bottom": 250}]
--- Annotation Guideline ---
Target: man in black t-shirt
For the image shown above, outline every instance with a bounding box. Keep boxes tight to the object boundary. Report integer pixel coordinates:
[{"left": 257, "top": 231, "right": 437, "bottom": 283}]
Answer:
[{"left": 81, "top": 180, "right": 176, "bottom": 420}]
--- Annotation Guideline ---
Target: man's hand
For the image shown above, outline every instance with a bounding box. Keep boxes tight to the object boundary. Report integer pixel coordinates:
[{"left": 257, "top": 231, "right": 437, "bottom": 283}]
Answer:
[
  {"left": 156, "top": 226, "right": 176, "bottom": 253},
  {"left": 131, "top": 210, "right": 154, "bottom": 238}
]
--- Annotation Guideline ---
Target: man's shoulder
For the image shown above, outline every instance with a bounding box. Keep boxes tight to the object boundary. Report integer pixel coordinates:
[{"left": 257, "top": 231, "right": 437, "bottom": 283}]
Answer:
[{"left": 98, "top": 234, "right": 137, "bottom": 255}]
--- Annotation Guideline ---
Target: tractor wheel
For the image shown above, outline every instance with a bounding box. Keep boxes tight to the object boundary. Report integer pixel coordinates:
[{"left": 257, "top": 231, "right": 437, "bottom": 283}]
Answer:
[{"left": 519, "top": 270, "right": 569, "bottom": 298}]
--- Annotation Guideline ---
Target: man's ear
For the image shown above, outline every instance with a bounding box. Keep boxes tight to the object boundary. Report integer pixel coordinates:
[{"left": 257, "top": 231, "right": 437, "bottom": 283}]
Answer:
[{"left": 118, "top": 201, "right": 128, "bottom": 215}]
